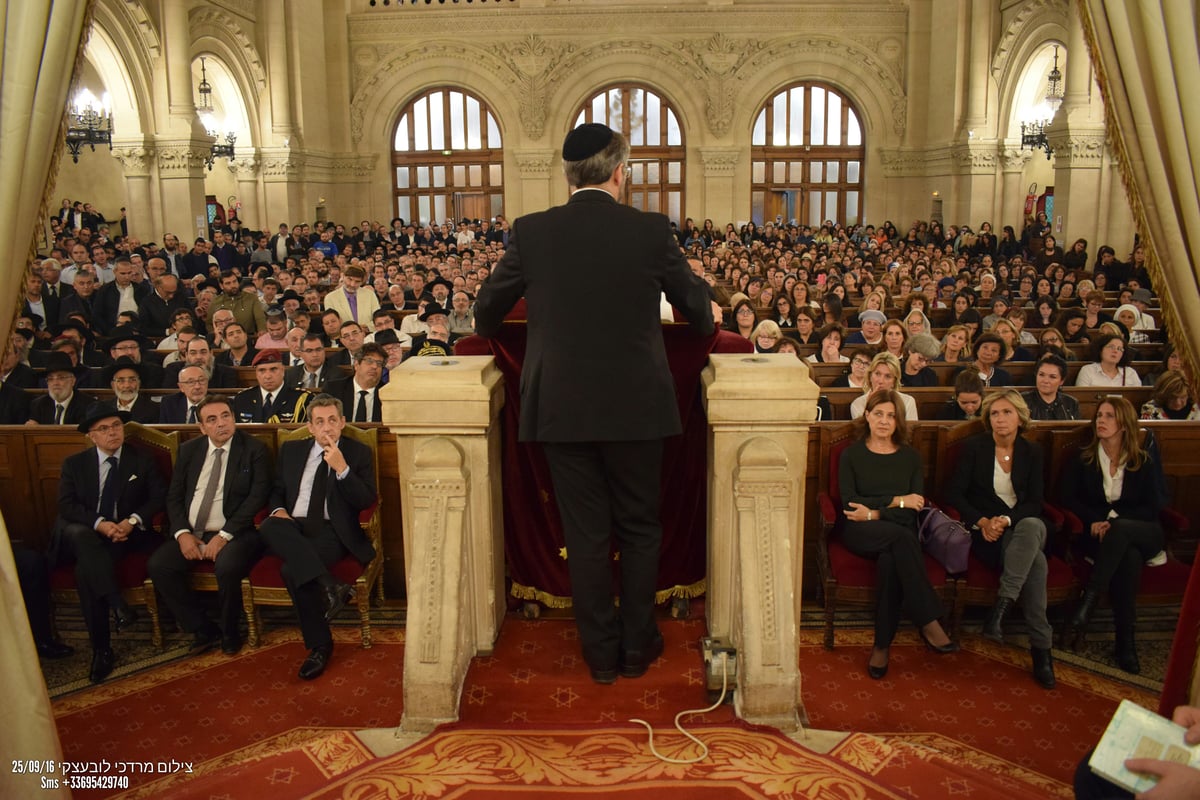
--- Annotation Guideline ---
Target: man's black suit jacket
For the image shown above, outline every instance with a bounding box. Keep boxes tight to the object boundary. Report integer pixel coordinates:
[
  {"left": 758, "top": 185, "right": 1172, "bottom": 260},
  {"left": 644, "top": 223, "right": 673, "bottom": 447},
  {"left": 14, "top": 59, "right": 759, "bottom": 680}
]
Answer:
[
  {"left": 270, "top": 436, "right": 376, "bottom": 564},
  {"left": 474, "top": 190, "right": 714, "bottom": 442},
  {"left": 323, "top": 377, "right": 381, "bottom": 423},
  {"left": 158, "top": 393, "right": 194, "bottom": 424},
  {"left": 3, "top": 363, "right": 37, "bottom": 389},
  {"left": 284, "top": 363, "right": 333, "bottom": 390},
  {"left": 118, "top": 395, "right": 161, "bottom": 424},
  {"left": 57, "top": 442, "right": 166, "bottom": 530},
  {"left": 137, "top": 292, "right": 191, "bottom": 337},
  {"left": 167, "top": 430, "right": 271, "bottom": 536},
  {"left": 945, "top": 433, "right": 1044, "bottom": 526},
  {"left": 30, "top": 391, "right": 97, "bottom": 425},
  {"left": 92, "top": 281, "right": 151, "bottom": 334},
  {"left": 0, "top": 382, "right": 31, "bottom": 424}
]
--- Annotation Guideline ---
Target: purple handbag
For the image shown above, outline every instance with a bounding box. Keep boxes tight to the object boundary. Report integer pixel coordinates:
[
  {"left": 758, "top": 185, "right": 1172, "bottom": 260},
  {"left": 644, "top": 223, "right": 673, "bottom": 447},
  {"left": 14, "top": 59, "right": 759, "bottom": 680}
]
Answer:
[{"left": 917, "top": 505, "right": 971, "bottom": 573}]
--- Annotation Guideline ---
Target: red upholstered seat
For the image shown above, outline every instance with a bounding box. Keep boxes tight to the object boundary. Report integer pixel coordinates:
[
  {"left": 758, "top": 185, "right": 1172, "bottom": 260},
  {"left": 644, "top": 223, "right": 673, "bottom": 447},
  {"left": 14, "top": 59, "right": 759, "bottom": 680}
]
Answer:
[
  {"left": 50, "top": 550, "right": 153, "bottom": 592},
  {"left": 246, "top": 554, "right": 366, "bottom": 589}
]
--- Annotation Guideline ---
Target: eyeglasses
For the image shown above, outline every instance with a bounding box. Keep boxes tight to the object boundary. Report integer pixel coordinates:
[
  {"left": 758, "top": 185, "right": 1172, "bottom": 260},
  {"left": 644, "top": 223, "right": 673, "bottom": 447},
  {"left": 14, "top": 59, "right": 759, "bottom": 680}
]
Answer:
[
  {"left": 301, "top": 347, "right": 325, "bottom": 353},
  {"left": 178, "top": 378, "right": 207, "bottom": 386},
  {"left": 359, "top": 359, "right": 385, "bottom": 368},
  {"left": 852, "top": 358, "right": 871, "bottom": 367}
]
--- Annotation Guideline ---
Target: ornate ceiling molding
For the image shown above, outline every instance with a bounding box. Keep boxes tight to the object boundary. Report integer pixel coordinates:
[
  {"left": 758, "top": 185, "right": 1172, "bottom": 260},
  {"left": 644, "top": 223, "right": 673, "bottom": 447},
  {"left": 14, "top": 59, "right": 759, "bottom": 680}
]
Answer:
[
  {"left": 991, "top": 0, "right": 1069, "bottom": 81},
  {"left": 189, "top": 6, "right": 268, "bottom": 92}
]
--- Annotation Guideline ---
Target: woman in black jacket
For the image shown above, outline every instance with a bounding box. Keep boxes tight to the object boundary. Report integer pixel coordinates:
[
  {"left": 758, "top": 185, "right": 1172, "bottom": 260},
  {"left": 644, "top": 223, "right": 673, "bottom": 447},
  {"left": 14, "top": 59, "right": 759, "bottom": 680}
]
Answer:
[
  {"left": 1060, "top": 396, "right": 1166, "bottom": 674},
  {"left": 945, "top": 389, "right": 1055, "bottom": 689}
]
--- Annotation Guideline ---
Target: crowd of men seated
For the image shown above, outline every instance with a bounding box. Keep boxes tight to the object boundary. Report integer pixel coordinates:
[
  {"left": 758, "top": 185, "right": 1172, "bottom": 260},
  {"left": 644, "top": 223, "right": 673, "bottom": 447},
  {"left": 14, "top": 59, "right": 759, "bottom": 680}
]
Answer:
[{"left": 4, "top": 201, "right": 1193, "bottom": 688}]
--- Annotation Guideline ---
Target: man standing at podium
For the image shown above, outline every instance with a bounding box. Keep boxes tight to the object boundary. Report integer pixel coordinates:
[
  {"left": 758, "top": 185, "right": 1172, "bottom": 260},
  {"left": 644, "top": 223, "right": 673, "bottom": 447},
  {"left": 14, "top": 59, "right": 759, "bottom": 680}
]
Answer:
[{"left": 474, "top": 123, "right": 714, "bottom": 685}]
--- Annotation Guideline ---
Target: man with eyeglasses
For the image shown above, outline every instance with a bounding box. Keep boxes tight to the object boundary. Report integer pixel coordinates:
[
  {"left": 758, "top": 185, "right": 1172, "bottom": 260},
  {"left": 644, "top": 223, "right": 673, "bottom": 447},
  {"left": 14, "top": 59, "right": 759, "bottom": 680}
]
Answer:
[
  {"left": 323, "top": 343, "right": 385, "bottom": 423},
  {"left": 104, "top": 326, "right": 164, "bottom": 390},
  {"left": 54, "top": 404, "right": 166, "bottom": 682},
  {"left": 105, "top": 356, "right": 159, "bottom": 424},
  {"left": 233, "top": 349, "right": 309, "bottom": 423},
  {"left": 28, "top": 352, "right": 97, "bottom": 426},
  {"left": 159, "top": 366, "right": 210, "bottom": 424},
  {"left": 286, "top": 333, "right": 333, "bottom": 390}
]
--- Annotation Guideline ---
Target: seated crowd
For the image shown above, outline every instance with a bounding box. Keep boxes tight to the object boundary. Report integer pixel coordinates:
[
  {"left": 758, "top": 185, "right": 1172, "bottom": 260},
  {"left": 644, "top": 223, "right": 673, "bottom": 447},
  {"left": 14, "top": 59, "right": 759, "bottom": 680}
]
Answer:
[{"left": 3, "top": 204, "right": 1192, "bottom": 695}]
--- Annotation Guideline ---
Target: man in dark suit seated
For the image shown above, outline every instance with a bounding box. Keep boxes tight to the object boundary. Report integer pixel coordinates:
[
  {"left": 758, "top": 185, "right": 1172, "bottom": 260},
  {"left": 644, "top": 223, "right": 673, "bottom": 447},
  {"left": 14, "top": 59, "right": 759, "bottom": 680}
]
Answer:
[
  {"left": 54, "top": 404, "right": 166, "bottom": 682},
  {"left": 1, "top": 332, "right": 37, "bottom": 389},
  {"left": 161, "top": 336, "right": 238, "bottom": 389},
  {"left": 404, "top": 305, "right": 457, "bottom": 360},
  {"left": 28, "top": 352, "right": 97, "bottom": 426},
  {"left": 232, "top": 349, "right": 310, "bottom": 423},
  {"left": 284, "top": 333, "right": 333, "bottom": 390},
  {"left": 159, "top": 365, "right": 210, "bottom": 424},
  {"left": 211, "top": 322, "right": 258, "bottom": 368},
  {"left": 474, "top": 123, "right": 715, "bottom": 685},
  {"left": 106, "top": 357, "right": 160, "bottom": 424},
  {"left": 103, "top": 326, "right": 164, "bottom": 389},
  {"left": 259, "top": 393, "right": 376, "bottom": 679},
  {"left": 148, "top": 395, "right": 272, "bottom": 655},
  {"left": 323, "top": 343, "right": 385, "bottom": 423}
]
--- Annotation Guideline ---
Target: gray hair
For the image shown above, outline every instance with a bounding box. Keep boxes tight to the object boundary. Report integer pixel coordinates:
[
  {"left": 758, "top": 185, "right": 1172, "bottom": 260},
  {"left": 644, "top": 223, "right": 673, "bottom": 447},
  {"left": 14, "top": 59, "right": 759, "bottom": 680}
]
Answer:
[
  {"left": 563, "top": 130, "right": 630, "bottom": 188},
  {"left": 906, "top": 333, "right": 941, "bottom": 359}
]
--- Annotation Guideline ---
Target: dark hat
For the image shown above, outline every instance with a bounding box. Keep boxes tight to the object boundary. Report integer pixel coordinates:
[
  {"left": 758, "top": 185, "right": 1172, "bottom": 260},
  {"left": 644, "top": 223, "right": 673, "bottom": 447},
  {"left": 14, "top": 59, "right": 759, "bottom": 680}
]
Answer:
[
  {"left": 419, "top": 304, "right": 449, "bottom": 322},
  {"left": 990, "top": 295, "right": 1011, "bottom": 308},
  {"left": 43, "top": 351, "right": 77, "bottom": 376},
  {"left": 12, "top": 326, "right": 33, "bottom": 342},
  {"left": 937, "top": 277, "right": 956, "bottom": 289},
  {"left": 264, "top": 305, "right": 286, "bottom": 318},
  {"left": 427, "top": 276, "right": 453, "bottom": 292},
  {"left": 53, "top": 320, "right": 93, "bottom": 341},
  {"left": 373, "top": 329, "right": 400, "bottom": 346},
  {"left": 562, "top": 123, "right": 615, "bottom": 161},
  {"left": 280, "top": 289, "right": 303, "bottom": 304},
  {"left": 103, "top": 356, "right": 145, "bottom": 385},
  {"left": 77, "top": 403, "right": 128, "bottom": 434},
  {"left": 251, "top": 349, "right": 283, "bottom": 366},
  {"left": 105, "top": 325, "right": 145, "bottom": 350}
]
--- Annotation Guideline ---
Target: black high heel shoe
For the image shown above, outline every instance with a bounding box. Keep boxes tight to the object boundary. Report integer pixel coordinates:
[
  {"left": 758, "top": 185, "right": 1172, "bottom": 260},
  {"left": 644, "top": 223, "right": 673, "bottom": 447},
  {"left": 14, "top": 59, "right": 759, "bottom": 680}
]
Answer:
[
  {"left": 867, "top": 649, "right": 889, "bottom": 680},
  {"left": 921, "top": 631, "right": 960, "bottom": 654}
]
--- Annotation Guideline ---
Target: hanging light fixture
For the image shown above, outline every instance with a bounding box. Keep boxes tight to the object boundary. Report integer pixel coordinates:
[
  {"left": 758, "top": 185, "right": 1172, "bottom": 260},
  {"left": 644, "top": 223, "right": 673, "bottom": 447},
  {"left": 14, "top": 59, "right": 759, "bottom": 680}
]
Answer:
[
  {"left": 65, "top": 89, "right": 114, "bottom": 163},
  {"left": 195, "top": 57, "right": 235, "bottom": 170},
  {"left": 1020, "top": 45, "right": 1064, "bottom": 160}
]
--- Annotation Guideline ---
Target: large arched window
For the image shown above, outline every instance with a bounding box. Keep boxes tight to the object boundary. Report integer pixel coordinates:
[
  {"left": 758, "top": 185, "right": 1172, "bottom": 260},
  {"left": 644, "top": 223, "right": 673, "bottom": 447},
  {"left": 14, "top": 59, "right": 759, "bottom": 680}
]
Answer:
[
  {"left": 574, "top": 84, "right": 685, "bottom": 224},
  {"left": 392, "top": 88, "right": 503, "bottom": 226},
  {"left": 751, "top": 83, "right": 864, "bottom": 227}
]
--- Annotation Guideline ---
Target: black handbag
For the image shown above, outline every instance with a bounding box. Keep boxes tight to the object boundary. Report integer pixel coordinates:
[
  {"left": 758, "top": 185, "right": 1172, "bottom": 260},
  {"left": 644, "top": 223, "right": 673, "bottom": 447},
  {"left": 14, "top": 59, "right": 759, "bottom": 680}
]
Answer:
[{"left": 917, "top": 504, "right": 971, "bottom": 573}]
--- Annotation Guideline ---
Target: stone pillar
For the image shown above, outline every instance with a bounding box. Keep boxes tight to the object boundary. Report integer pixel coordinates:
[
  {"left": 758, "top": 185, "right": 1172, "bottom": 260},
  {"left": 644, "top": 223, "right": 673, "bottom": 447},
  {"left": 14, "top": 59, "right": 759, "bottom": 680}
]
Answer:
[
  {"left": 1047, "top": 128, "right": 1106, "bottom": 242},
  {"left": 699, "top": 148, "right": 740, "bottom": 231},
  {"left": 259, "top": 147, "right": 307, "bottom": 227},
  {"left": 513, "top": 150, "right": 555, "bottom": 216},
  {"left": 382, "top": 356, "right": 506, "bottom": 732},
  {"left": 160, "top": 0, "right": 205, "bottom": 137},
  {"left": 702, "top": 353, "right": 819, "bottom": 730},
  {"left": 262, "top": 1, "right": 295, "bottom": 140},
  {"left": 951, "top": 144, "right": 999, "bottom": 224},
  {"left": 155, "top": 142, "right": 212, "bottom": 242},
  {"left": 999, "top": 146, "right": 1032, "bottom": 230},
  {"left": 964, "top": 0, "right": 991, "bottom": 130},
  {"left": 231, "top": 152, "right": 261, "bottom": 231},
  {"left": 113, "top": 143, "right": 159, "bottom": 240}
]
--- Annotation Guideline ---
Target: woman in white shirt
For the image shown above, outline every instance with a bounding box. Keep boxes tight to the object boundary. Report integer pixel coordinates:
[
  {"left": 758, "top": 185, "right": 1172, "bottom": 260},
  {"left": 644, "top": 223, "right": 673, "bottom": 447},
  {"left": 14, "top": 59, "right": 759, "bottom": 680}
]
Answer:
[
  {"left": 1075, "top": 333, "right": 1141, "bottom": 387},
  {"left": 849, "top": 352, "right": 918, "bottom": 421}
]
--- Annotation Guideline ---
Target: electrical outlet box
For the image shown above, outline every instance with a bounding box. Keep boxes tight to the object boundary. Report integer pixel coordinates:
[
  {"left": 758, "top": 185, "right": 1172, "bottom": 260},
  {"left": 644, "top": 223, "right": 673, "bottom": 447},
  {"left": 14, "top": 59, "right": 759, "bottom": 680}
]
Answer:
[{"left": 700, "top": 637, "right": 737, "bottom": 704}]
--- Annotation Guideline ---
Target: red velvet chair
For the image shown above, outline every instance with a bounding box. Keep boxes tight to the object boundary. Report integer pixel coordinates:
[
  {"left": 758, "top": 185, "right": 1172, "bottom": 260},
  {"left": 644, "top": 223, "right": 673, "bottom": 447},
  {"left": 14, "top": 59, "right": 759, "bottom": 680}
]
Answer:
[
  {"left": 1045, "top": 427, "right": 1192, "bottom": 649},
  {"left": 933, "top": 420, "right": 1077, "bottom": 631},
  {"left": 241, "top": 424, "right": 385, "bottom": 648},
  {"left": 815, "top": 422, "right": 958, "bottom": 649},
  {"left": 49, "top": 423, "right": 177, "bottom": 649}
]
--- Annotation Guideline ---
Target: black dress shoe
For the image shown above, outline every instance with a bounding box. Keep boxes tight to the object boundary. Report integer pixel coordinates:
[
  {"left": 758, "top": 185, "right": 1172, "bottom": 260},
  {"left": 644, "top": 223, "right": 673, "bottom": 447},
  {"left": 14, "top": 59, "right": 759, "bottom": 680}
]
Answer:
[
  {"left": 982, "top": 597, "right": 1013, "bottom": 643},
  {"left": 867, "top": 662, "right": 889, "bottom": 680},
  {"left": 619, "top": 634, "right": 664, "bottom": 679},
  {"left": 322, "top": 581, "right": 356, "bottom": 622},
  {"left": 189, "top": 625, "right": 222, "bottom": 656},
  {"left": 921, "top": 632, "right": 961, "bottom": 655},
  {"left": 1031, "top": 647, "right": 1056, "bottom": 689},
  {"left": 221, "top": 635, "right": 243, "bottom": 656},
  {"left": 299, "top": 644, "right": 333, "bottom": 680},
  {"left": 36, "top": 639, "right": 75, "bottom": 660},
  {"left": 113, "top": 605, "right": 139, "bottom": 633},
  {"left": 590, "top": 667, "right": 618, "bottom": 685},
  {"left": 90, "top": 648, "right": 115, "bottom": 683}
]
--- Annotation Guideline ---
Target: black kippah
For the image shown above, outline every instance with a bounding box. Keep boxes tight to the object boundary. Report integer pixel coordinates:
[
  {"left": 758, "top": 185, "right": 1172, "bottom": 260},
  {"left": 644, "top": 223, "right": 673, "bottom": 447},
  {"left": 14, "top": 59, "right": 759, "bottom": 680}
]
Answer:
[{"left": 562, "top": 123, "right": 614, "bottom": 161}]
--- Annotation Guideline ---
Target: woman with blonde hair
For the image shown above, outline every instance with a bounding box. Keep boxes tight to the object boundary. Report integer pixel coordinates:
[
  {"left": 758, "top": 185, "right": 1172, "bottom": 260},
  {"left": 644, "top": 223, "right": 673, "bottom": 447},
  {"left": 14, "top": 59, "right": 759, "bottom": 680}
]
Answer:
[
  {"left": 849, "top": 352, "right": 919, "bottom": 420},
  {"left": 937, "top": 324, "right": 972, "bottom": 363},
  {"left": 1141, "top": 369, "right": 1200, "bottom": 420},
  {"left": 1061, "top": 396, "right": 1168, "bottom": 673},
  {"left": 858, "top": 290, "right": 887, "bottom": 314},
  {"left": 751, "top": 319, "right": 783, "bottom": 353},
  {"left": 946, "top": 389, "right": 1056, "bottom": 689}
]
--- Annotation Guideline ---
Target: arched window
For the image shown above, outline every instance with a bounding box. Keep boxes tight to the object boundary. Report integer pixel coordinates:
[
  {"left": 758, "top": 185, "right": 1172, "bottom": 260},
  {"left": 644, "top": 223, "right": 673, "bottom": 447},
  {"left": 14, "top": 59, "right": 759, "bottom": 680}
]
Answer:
[
  {"left": 751, "top": 83, "right": 864, "bottom": 227},
  {"left": 574, "top": 84, "right": 685, "bottom": 224},
  {"left": 392, "top": 88, "right": 503, "bottom": 226}
]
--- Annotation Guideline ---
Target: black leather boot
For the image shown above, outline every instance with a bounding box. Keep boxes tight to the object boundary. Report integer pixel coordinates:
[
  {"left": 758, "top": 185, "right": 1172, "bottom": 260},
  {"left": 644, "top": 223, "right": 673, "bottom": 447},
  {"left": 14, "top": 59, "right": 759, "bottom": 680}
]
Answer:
[
  {"left": 982, "top": 597, "right": 1013, "bottom": 643},
  {"left": 1031, "top": 647, "right": 1056, "bottom": 689},
  {"left": 1067, "top": 589, "right": 1100, "bottom": 650},
  {"left": 1115, "top": 627, "right": 1140, "bottom": 675}
]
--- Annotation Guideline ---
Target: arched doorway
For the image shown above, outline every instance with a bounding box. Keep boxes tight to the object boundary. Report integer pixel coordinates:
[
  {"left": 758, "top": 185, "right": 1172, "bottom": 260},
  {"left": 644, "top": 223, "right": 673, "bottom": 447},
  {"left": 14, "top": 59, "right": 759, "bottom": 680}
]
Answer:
[
  {"left": 573, "top": 84, "right": 685, "bottom": 225},
  {"left": 750, "top": 82, "right": 864, "bottom": 227},
  {"left": 391, "top": 87, "right": 504, "bottom": 227}
]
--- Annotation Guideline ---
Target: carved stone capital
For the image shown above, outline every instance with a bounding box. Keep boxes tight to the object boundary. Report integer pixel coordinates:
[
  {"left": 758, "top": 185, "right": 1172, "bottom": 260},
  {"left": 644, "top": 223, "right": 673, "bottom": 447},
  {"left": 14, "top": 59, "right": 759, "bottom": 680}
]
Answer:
[
  {"left": 113, "top": 145, "right": 153, "bottom": 177},
  {"left": 154, "top": 143, "right": 209, "bottom": 178},
  {"left": 230, "top": 156, "right": 259, "bottom": 179},
  {"left": 952, "top": 143, "right": 999, "bottom": 173},
  {"left": 514, "top": 149, "right": 556, "bottom": 178},
  {"left": 258, "top": 148, "right": 304, "bottom": 181},
  {"left": 699, "top": 147, "right": 740, "bottom": 178},
  {"left": 1047, "top": 132, "right": 1106, "bottom": 167},
  {"left": 1000, "top": 146, "right": 1034, "bottom": 172}
]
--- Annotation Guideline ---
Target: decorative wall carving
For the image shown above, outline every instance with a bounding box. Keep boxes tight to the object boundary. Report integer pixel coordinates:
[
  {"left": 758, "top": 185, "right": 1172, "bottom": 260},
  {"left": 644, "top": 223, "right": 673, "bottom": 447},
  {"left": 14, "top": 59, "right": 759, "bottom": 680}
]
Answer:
[
  {"left": 490, "top": 35, "right": 577, "bottom": 141},
  {"left": 514, "top": 150, "right": 556, "bottom": 177},
  {"left": 113, "top": 146, "right": 152, "bottom": 176},
  {"left": 953, "top": 144, "right": 1000, "bottom": 171},
  {"left": 117, "top": 0, "right": 160, "bottom": 59},
  {"left": 1000, "top": 146, "right": 1034, "bottom": 172},
  {"left": 155, "top": 145, "right": 209, "bottom": 177},
  {"left": 1045, "top": 132, "right": 1106, "bottom": 167},
  {"left": 230, "top": 156, "right": 259, "bottom": 178},
  {"left": 699, "top": 147, "right": 740, "bottom": 177}
]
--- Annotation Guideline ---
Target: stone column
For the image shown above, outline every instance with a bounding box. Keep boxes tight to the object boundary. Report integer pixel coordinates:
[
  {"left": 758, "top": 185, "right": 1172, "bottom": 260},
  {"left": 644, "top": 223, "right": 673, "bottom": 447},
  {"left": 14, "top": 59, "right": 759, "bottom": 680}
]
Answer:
[
  {"left": 964, "top": 0, "right": 992, "bottom": 130},
  {"left": 999, "top": 146, "right": 1032, "bottom": 230},
  {"left": 259, "top": 147, "right": 307, "bottom": 227},
  {"left": 231, "top": 152, "right": 261, "bottom": 231},
  {"left": 113, "top": 143, "right": 159, "bottom": 240},
  {"left": 154, "top": 142, "right": 211, "bottom": 242},
  {"left": 702, "top": 353, "right": 819, "bottom": 730},
  {"left": 699, "top": 148, "right": 740, "bottom": 231},
  {"left": 382, "top": 356, "right": 506, "bottom": 732},
  {"left": 1047, "top": 129, "right": 1106, "bottom": 242},
  {"left": 513, "top": 150, "right": 555, "bottom": 216}
]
